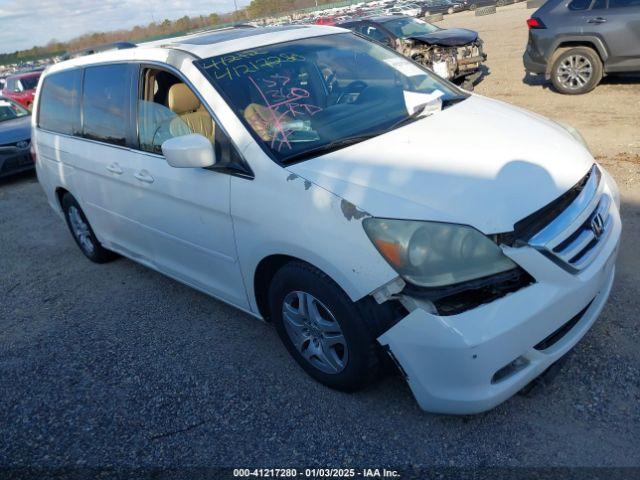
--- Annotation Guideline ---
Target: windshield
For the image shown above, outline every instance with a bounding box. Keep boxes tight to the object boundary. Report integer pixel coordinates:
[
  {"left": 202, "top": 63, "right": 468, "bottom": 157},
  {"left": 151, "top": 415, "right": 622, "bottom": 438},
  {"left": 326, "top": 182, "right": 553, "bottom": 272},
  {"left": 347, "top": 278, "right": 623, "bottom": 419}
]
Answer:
[
  {"left": 196, "top": 33, "right": 464, "bottom": 163},
  {"left": 0, "top": 98, "right": 29, "bottom": 122},
  {"left": 382, "top": 17, "right": 440, "bottom": 38}
]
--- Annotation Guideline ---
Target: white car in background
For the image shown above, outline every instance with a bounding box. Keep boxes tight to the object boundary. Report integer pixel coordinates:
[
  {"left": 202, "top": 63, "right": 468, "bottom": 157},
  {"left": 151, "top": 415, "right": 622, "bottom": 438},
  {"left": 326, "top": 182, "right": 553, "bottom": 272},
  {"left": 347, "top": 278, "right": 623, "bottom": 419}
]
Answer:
[
  {"left": 386, "top": 3, "right": 423, "bottom": 16},
  {"left": 33, "top": 25, "right": 621, "bottom": 414}
]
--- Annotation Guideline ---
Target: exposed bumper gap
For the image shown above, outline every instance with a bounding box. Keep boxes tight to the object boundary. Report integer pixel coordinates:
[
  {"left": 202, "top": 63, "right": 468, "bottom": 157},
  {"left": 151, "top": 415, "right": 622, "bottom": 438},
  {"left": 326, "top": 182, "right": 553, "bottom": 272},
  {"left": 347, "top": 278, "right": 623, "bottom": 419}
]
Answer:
[{"left": 534, "top": 300, "right": 593, "bottom": 351}]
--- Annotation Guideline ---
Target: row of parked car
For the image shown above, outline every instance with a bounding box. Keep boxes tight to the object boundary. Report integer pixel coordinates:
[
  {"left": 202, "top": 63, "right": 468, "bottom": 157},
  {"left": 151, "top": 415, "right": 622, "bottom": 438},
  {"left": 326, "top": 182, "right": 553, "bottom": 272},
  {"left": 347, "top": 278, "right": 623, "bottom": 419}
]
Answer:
[{"left": 313, "top": 0, "right": 495, "bottom": 25}]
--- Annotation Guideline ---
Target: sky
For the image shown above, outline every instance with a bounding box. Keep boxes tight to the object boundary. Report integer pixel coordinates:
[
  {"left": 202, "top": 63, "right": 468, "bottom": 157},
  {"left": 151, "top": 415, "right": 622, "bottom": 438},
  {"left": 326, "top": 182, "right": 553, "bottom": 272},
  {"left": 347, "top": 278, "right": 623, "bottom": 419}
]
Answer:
[{"left": 0, "top": 0, "right": 246, "bottom": 54}]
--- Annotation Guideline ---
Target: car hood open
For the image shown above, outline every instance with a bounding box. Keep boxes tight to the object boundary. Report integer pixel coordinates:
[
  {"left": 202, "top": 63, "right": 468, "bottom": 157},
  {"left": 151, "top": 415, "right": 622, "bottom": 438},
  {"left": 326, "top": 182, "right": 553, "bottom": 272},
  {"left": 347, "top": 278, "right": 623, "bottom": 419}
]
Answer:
[
  {"left": 407, "top": 28, "right": 478, "bottom": 47},
  {"left": 286, "top": 95, "right": 594, "bottom": 234}
]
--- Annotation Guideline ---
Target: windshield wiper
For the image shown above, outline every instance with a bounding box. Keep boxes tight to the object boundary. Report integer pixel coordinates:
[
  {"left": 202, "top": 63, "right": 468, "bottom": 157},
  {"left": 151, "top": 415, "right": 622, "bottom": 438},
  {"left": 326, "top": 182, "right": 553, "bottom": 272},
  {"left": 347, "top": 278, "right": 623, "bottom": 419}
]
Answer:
[
  {"left": 280, "top": 133, "right": 380, "bottom": 164},
  {"left": 441, "top": 96, "right": 467, "bottom": 109},
  {"left": 389, "top": 94, "right": 468, "bottom": 132}
]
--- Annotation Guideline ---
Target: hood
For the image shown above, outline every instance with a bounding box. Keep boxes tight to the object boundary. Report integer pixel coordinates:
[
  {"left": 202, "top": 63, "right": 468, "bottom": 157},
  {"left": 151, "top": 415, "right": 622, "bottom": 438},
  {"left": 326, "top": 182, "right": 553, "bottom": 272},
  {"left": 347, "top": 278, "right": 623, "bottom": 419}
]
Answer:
[
  {"left": 408, "top": 28, "right": 478, "bottom": 47},
  {"left": 0, "top": 115, "right": 31, "bottom": 145},
  {"left": 286, "top": 95, "right": 594, "bottom": 234}
]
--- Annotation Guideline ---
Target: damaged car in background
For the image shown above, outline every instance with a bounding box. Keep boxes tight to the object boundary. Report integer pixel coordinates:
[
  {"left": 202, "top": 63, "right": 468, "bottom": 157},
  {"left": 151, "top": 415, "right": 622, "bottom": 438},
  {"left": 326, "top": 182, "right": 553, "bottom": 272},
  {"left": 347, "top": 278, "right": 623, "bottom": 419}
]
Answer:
[
  {"left": 339, "top": 15, "right": 487, "bottom": 88},
  {"left": 34, "top": 25, "right": 620, "bottom": 414}
]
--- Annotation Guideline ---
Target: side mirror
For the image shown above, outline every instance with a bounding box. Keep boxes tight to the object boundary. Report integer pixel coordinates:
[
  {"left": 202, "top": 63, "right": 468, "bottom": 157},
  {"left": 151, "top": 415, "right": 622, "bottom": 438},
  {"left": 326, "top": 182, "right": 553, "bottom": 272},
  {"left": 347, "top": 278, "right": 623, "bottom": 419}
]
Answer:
[{"left": 161, "top": 134, "right": 216, "bottom": 168}]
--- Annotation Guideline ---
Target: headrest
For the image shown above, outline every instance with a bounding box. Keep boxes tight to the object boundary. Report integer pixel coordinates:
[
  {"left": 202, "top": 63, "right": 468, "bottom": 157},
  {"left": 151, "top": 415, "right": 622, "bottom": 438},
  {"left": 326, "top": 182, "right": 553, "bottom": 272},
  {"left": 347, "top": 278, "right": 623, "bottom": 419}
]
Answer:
[{"left": 168, "top": 83, "right": 200, "bottom": 114}]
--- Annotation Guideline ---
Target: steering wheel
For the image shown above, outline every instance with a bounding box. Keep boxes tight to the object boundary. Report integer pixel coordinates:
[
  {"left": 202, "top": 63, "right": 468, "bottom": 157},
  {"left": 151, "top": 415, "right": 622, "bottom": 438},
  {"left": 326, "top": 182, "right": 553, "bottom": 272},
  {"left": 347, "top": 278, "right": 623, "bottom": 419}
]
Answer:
[{"left": 336, "top": 80, "right": 369, "bottom": 104}]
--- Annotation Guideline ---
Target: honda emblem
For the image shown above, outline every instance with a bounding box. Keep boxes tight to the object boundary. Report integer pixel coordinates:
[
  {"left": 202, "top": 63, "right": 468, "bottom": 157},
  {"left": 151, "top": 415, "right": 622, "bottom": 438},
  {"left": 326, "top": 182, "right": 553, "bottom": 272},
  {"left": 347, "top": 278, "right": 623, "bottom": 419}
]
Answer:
[{"left": 590, "top": 213, "right": 604, "bottom": 239}]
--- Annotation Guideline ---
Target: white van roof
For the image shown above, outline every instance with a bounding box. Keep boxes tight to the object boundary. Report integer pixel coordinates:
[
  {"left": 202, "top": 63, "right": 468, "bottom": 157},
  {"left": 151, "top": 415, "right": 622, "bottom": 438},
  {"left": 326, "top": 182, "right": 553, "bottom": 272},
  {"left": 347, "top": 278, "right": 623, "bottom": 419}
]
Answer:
[{"left": 47, "top": 24, "right": 347, "bottom": 75}]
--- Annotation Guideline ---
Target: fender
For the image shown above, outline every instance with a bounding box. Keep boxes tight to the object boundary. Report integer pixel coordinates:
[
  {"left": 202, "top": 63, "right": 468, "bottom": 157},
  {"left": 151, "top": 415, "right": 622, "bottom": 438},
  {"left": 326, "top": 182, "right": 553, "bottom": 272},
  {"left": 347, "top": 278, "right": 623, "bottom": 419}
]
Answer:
[
  {"left": 545, "top": 35, "right": 609, "bottom": 78},
  {"left": 230, "top": 143, "right": 399, "bottom": 316}
]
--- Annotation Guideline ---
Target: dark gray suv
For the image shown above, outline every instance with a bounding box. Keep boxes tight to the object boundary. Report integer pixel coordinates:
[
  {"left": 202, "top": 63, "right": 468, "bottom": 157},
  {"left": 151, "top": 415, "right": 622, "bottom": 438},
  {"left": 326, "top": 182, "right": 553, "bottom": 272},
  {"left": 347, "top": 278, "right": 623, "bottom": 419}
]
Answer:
[{"left": 523, "top": 0, "right": 640, "bottom": 94}]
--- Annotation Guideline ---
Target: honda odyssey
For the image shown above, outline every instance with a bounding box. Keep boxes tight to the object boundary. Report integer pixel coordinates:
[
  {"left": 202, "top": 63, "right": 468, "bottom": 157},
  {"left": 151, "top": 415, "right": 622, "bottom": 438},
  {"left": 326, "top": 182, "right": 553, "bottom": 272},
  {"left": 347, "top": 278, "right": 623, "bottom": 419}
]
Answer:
[{"left": 33, "top": 25, "right": 621, "bottom": 414}]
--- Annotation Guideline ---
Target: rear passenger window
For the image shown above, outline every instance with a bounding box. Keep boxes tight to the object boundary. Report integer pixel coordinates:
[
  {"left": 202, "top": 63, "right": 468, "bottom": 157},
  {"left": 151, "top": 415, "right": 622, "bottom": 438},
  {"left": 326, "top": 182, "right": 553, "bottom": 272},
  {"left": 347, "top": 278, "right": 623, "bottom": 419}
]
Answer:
[
  {"left": 38, "top": 69, "right": 82, "bottom": 136},
  {"left": 82, "top": 64, "right": 130, "bottom": 146}
]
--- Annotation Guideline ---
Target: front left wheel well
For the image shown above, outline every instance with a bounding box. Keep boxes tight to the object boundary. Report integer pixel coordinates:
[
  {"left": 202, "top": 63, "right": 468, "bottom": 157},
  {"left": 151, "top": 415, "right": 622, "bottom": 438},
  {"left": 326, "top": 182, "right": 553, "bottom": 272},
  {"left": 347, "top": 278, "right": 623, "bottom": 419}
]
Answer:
[
  {"left": 253, "top": 254, "right": 301, "bottom": 321},
  {"left": 253, "top": 254, "right": 407, "bottom": 339},
  {"left": 55, "top": 187, "right": 71, "bottom": 209}
]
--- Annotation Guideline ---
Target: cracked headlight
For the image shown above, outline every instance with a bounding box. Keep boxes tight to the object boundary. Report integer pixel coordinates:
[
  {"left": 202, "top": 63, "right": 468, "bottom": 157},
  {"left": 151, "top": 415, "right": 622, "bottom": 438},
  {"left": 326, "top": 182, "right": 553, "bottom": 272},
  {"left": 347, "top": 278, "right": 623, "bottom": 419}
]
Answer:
[{"left": 363, "top": 218, "right": 517, "bottom": 288}]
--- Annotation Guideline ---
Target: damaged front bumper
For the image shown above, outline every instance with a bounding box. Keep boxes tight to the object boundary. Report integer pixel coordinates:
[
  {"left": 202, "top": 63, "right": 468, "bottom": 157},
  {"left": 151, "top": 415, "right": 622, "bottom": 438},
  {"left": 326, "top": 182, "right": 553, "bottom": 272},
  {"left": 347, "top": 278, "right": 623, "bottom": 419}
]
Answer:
[{"left": 378, "top": 209, "right": 621, "bottom": 415}]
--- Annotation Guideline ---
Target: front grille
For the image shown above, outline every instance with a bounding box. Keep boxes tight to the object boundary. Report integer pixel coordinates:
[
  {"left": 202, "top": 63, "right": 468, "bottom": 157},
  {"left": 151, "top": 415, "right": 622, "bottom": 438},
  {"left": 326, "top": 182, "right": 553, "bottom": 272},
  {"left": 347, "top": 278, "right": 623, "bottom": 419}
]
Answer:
[
  {"left": 527, "top": 165, "right": 612, "bottom": 272},
  {"left": 514, "top": 166, "right": 594, "bottom": 241}
]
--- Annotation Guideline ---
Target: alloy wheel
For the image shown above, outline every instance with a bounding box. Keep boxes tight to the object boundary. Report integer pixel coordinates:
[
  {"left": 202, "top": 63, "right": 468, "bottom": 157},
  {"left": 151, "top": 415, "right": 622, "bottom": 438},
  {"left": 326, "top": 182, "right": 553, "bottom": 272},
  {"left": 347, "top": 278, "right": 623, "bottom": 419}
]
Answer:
[
  {"left": 556, "top": 54, "right": 593, "bottom": 91},
  {"left": 282, "top": 291, "right": 348, "bottom": 374}
]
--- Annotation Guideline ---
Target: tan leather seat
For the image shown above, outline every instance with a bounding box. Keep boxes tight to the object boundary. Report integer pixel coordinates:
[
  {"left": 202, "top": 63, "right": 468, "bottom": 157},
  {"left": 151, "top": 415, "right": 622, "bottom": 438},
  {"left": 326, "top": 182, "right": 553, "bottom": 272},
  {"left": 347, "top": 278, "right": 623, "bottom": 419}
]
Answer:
[
  {"left": 244, "top": 103, "right": 293, "bottom": 141},
  {"left": 167, "top": 83, "right": 215, "bottom": 141}
]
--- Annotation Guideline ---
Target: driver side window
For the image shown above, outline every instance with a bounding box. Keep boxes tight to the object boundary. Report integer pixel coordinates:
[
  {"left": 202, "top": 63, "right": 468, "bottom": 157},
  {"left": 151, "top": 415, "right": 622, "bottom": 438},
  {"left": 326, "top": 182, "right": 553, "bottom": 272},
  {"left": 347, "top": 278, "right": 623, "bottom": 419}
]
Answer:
[{"left": 137, "top": 68, "right": 216, "bottom": 154}]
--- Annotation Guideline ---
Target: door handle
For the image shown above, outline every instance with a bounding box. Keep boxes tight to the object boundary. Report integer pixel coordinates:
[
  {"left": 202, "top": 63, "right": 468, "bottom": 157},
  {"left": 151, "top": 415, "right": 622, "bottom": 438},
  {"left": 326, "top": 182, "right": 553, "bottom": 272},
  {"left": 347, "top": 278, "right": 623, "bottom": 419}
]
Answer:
[
  {"left": 107, "top": 163, "right": 123, "bottom": 174},
  {"left": 587, "top": 17, "right": 607, "bottom": 24},
  {"left": 134, "top": 170, "right": 154, "bottom": 183}
]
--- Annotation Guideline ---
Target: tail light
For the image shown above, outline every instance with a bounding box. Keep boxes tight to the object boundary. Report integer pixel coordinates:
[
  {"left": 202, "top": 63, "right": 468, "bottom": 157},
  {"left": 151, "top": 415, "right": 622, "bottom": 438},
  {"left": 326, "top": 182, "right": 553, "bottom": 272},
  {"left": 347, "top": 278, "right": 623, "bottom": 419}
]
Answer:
[{"left": 527, "top": 17, "right": 546, "bottom": 29}]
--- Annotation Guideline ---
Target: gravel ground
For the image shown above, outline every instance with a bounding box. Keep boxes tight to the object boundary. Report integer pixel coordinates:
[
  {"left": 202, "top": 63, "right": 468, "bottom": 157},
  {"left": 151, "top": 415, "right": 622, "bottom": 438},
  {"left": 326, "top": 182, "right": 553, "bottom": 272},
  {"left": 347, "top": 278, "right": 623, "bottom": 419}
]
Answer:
[{"left": 1, "top": 5, "right": 640, "bottom": 472}]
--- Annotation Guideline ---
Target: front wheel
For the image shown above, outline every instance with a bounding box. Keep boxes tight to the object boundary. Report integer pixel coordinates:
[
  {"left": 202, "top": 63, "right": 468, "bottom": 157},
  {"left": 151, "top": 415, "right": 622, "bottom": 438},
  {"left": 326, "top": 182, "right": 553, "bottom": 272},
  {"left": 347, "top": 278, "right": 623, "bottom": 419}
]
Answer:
[
  {"left": 268, "top": 261, "right": 380, "bottom": 391},
  {"left": 61, "top": 193, "right": 118, "bottom": 263},
  {"left": 550, "top": 47, "right": 603, "bottom": 95}
]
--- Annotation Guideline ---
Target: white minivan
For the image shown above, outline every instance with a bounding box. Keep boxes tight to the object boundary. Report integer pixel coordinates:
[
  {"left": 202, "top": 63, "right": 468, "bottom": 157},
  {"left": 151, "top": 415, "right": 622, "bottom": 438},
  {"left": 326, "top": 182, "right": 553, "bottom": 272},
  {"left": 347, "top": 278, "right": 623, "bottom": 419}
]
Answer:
[{"left": 33, "top": 25, "right": 621, "bottom": 414}]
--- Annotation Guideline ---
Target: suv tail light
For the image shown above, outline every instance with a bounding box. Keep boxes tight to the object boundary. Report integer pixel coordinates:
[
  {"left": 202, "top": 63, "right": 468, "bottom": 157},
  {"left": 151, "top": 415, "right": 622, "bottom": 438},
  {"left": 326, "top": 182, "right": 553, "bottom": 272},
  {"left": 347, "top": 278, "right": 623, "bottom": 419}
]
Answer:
[{"left": 527, "top": 17, "right": 546, "bottom": 29}]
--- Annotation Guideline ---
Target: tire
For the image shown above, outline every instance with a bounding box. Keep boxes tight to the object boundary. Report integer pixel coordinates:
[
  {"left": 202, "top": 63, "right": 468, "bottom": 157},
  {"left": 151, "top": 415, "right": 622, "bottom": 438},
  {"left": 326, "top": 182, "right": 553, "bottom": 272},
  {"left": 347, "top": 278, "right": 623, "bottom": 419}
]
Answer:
[
  {"left": 470, "top": 3, "right": 478, "bottom": 9},
  {"left": 61, "top": 193, "right": 118, "bottom": 263},
  {"left": 550, "top": 47, "right": 603, "bottom": 95},
  {"left": 447, "top": 7, "right": 454, "bottom": 14},
  {"left": 268, "top": 261, "right": 379, "bottom": 392}
]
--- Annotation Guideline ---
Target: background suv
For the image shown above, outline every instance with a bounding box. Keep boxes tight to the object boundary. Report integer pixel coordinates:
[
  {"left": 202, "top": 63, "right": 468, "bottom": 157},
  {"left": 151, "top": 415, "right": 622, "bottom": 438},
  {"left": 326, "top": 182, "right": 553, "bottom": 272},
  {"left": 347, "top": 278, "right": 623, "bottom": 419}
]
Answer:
[{"left": 524, "top": 0, "right": 640, "bottom": 94}]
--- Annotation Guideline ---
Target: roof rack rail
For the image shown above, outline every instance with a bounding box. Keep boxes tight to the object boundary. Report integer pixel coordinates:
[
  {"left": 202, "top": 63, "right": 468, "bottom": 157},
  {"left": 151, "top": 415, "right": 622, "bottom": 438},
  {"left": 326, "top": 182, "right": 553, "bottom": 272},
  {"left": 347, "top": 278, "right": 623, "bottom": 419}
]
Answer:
[{"left": 61, "top": 41, "right": 137, "bottom": 60}]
